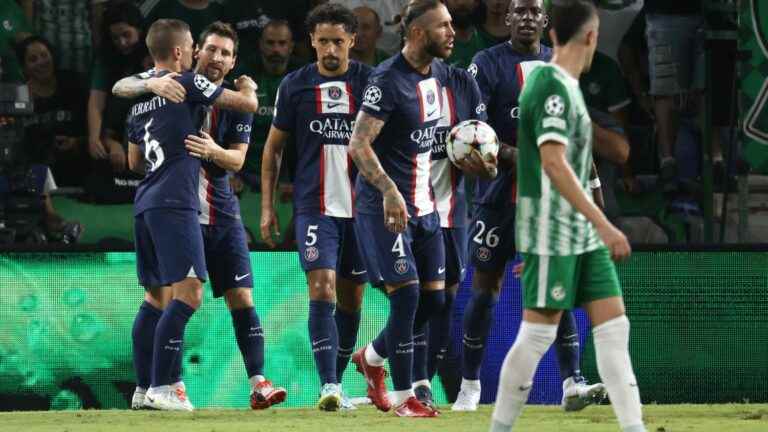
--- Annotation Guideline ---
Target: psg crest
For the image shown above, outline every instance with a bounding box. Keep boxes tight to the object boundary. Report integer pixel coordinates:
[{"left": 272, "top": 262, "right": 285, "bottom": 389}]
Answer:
[
  {"left": 426, "top": 90, "right": 436, "bottom": 105},
  {"left": 328, "top": 86, "right": 342, "bottom": 100}
]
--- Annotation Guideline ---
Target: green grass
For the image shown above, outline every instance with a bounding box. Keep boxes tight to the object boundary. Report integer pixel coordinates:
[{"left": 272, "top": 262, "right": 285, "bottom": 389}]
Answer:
[{"left": 0, "top": 404, "right": 766, "bottom": 432}]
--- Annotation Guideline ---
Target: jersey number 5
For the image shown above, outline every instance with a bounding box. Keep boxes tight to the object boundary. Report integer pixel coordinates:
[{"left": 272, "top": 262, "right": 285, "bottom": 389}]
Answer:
[{"left": 143, "top": 118, "right": 165, "bottom": 172}]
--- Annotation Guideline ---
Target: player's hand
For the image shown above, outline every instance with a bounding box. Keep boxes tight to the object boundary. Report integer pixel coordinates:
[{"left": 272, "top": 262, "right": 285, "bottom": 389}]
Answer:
[
  {"left": 88, "top": 136, "right": 108, "bottom": 159},
  {"left": 596, "top": 223, "right": 631, "bottom": 261},
  {"left": 456, "top": 149, "right": 498, "bottom": 179},
  {"left": 185, "top": 131, "right": 220, "bottom": 161},
  {"left": 106, "top": 140, "right": 127, "bottom": 171},
  {"left": 147, "top": 73, "right": 186, "bottom": 103},
  {"left": 383, "top": 187, "right": 409, "bottom": 233},
  {"left": 260, "top": 205, "right": 280, "bottom": 248},
  {"left": 235, "top": 75, "right": 258, "bottom": 93}
]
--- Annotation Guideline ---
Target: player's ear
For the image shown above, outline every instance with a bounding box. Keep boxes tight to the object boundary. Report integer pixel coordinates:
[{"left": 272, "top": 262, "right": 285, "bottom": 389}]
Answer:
[
  {"left": 505, "top": 12, "right": 512, "bottom": 27},
  {"left": 542, "top": 14, "right": 549, "bottom": 28},
  {"left": 349, "top": 32, "right": 356, "bottom": 49}
]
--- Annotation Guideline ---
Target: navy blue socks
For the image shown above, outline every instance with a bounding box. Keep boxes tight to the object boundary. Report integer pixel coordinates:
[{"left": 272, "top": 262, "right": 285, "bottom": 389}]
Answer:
[
  {"left": 132, "top": 301, "right": 162, "bottom": 389},
  {"left": 335, "top": 308, "right": 360, "bottom": 382},
  {"left": 385, "top": 284, "right": 420, "bottom": 391},
  {"left": 412, "top": 290, "right": 445, "bottom": 383},
  {"left": 555, "top": 310, "right": 584, "bottom": 383},
  {"left": 151, "top": 299, "right": 195, "bottom": 387},
  {"left": 461, "top": 289, "right": 499, "bottom": 380},
  {"left": 231, "top": 307, "right": 265, "bottom": 379},
  {"left": 309, "top": 300, "right": 338, "bottom": 385}
]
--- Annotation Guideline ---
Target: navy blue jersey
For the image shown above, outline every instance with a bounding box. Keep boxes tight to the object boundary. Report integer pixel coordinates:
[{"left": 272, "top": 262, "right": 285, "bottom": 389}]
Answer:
[
  {"left": 469, "top": 43, "right": 552, "bottom": 209},
  {"left": 199, "top": 81, "right": 253, "bottom": 225},
  {"left": 356, "top": 53, "right": 449, "bottom": 216},
  {"left": 127, "top": 70, "right": 223, "bottom": 215},
  {"left": 273, "top": 61, "right": 372, "bottom": 217},
  {"left": 431, "top": 66, "right": 486, "bottom": 228}
]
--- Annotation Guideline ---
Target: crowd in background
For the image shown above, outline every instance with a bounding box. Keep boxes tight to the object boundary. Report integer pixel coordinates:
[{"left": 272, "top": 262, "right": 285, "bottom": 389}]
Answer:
[{"left": 0, "top": 0, "right": 739, "bottom": 245}]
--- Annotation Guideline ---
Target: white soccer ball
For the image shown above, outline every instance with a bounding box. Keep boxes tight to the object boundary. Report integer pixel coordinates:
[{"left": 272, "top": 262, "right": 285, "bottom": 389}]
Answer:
[{"left": 446, "top": 119, "right": 499, "bottom": 167}]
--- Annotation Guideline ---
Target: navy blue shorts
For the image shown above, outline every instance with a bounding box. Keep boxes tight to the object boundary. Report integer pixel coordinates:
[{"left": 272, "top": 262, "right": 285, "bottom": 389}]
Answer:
[
  {"left": 135, "top": 208, "right": 207, "bottom": 289},
  {"left": 355, "top": 212, "right": 445, "bottom": 286},
  {"left": 443, "top": 226, "right": 468, "bottom": 287},
  {"left": 295, "top": 213, "right": 368, "bottom": 283},
  {"left": 202, "top": 222, "right": 253, "bottom": 297},
  {"left": 468, "top": 205, "right": 517, "bottom": 273}
]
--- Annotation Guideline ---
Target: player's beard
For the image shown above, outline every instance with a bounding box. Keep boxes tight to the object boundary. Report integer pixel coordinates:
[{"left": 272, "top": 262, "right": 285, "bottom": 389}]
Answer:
[
  {"left": 424, "top": 34, "right": 451, "bottom": 60},
  {"left": 322, "top": 55, "right": 341, "bottom": 72}
]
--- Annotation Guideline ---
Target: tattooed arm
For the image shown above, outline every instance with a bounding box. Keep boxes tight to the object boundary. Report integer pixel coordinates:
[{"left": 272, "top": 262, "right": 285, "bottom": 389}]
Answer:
[{"left": 348, "top": 111, "right": 408, "bottom": 233}]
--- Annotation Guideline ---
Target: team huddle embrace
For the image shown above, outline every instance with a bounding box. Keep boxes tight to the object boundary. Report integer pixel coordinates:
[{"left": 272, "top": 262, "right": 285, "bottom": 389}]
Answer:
[{"left": 122, "top": 1, "right": 646, "bottom": 431}]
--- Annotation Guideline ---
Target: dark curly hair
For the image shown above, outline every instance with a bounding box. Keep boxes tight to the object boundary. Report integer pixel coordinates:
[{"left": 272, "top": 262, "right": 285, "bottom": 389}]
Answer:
[{"left": 305, "top": 2, "right": 358, "bottom": 34}]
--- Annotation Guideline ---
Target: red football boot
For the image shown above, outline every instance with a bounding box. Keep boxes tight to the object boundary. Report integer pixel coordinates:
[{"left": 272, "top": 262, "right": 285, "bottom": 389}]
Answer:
[
  {"left": 250, "top": 380, "right": 287, "bottom": 410},
  {"left": 351, "top": 346, "right": 391, "bottom": 412},
  {"left": 393, "top": 396, "right": 439, "bottom": 417}
]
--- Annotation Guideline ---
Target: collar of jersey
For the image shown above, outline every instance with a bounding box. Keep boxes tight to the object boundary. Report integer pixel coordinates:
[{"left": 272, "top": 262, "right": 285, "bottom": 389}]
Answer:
[{"left": 547, "top": 62, "right": 580, "bottom": 87}]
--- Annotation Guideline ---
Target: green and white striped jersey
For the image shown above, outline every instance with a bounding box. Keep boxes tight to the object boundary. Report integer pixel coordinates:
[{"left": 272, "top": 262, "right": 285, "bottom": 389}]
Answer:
[{"left": 515, "top": 63, "right": 602, "bottom": 256}]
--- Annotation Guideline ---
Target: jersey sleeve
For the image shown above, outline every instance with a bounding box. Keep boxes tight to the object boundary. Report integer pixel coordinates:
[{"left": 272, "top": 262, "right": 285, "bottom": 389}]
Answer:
[
  {"left": 271, "top": 76, "right": 294, "bottom": 132},
  {"left": 177, "top": 72, "right": 224, "bottom": 105},
  {"left": 223, "top": 110, "right": 253, "bottom": 146},
  {"left": 468, "top": 50, "right": 494, "bottom": 107},
  {"left": 525, "top": 69, "right": 573, "bottom": 147},
  {"left": 461, "top": 70, "right": 487, "bottom": 122},
  {"left": 360, "top": 70, "right": 398, "bottom": 121}
]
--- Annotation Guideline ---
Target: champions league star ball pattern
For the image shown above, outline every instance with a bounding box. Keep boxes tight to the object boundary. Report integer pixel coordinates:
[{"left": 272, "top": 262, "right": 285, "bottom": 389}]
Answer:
[{"left": 446, "top": 119, "right": 500, "bottom": 167}]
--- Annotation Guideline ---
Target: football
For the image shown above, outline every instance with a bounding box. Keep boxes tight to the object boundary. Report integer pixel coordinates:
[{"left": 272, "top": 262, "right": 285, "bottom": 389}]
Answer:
[{"left": 446, "top": 119, "right": 500, "bottom": 167}]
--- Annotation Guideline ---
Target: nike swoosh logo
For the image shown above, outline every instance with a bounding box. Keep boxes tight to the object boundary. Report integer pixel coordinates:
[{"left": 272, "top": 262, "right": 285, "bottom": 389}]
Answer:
[
  {"left": 427, "top": 109, "right": 438, "bottom": 117},
  {"left": 169, "top": 338, "right": 182, "bottom": 344},
  {"left": 629, "top": 383, "right": 638, "bottom": 387},
  {"left": 327, "top": 102, "right": 342, "bottom": 109},
  {"left": 563, "top": 334, "right": 579, "bottom": 340},
  {"left": 235, "top": 273, "right": 250, "bottom": 281},
  {"left": 312, "top": 338, "right": 330, "bottom": 346},
  {"left": 437, "top": 267, "right": 446, "bottom": 274},
  {"left": 518, "top": 384, "right": 532, "bottom": 391},
  {"left": 398, "top": 342, "right": 413, "bottom": 348},
  {"left": 351, "top": 269, "right": 367, "bottom": 275}
]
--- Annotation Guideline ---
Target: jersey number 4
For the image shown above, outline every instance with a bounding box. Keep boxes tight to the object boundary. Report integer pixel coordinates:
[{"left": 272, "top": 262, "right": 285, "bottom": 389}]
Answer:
[{"left": 143, "top": 118, "right": 165, "bottom": 172}]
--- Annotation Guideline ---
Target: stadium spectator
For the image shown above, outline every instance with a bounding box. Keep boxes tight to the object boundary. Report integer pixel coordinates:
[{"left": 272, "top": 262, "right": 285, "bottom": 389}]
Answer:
[
  {"left": 477, "top": 0, "right": 511, "bottom": 47},
  {"left": 338, "top": 0, "right": 409, "bottom": 55},
  {"left": 0, "top": 0, "right": 33, "bottom": 83},
  {"left": 87, "top": 2, "right": 151, "bottom": 192},
  {"left": 16, "top": 36, "right": 90, "bottom": 187},
  {"left": 140, "top": 0, "right": 223, "bottom": 43},
  {"left": 221, "top": 0, "right": 313, "bottom": 64},
  {"left": 350, "top": 7, "right": 389, "bottom": 66},
  {"left": 644, "top": 0, "right": 706, "bottom": 182},
  {"left": 444, "top": 0, "right": 487, "bottom": 68},
  {"left": 236, "top": 20, "right": 297, "bottom": 190},
  {"left": 20, "top": 0, "right": 107, "bottom": 76}
]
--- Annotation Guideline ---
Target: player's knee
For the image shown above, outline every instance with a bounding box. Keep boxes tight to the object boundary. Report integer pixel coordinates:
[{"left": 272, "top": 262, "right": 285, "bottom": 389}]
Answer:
[
  {"left": 224, "top": 288, "right": 253, "bottom": 310},
  {"left": 473, "top": 270, "right": 503, "bottom": 295},
  {"left": 174, "top": 279, "right": 204, "bottom": 309},
  {"left": 309, "top": 277, "right": 336, "bottom": 302}
]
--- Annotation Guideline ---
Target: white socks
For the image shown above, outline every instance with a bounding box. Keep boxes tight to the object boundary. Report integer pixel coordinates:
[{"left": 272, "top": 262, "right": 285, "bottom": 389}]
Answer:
[
  {"left": 365, "top": 343, "right": 386, "bottom": 367},
  {"left": 490, "top": 321, "right": 558, "bottom": 431},
  {"left": 593, "top": 315, "right": 645, "bottom": 432}
]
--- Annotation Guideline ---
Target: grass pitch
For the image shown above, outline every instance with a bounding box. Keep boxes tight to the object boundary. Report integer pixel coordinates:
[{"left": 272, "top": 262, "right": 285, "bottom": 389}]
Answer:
[{"left": 0, "top": 404, "right": 766, "bottom": 432}]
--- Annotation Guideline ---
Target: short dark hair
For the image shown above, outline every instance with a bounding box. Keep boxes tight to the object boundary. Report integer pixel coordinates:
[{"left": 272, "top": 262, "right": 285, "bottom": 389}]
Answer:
[
  {"left": 146, "top": 19, "right": 190, "bottom": 61},
  {"left": 305, "top": 2, "right": 358, "bottom": 34},
  {"left": 261, "top": 19, "right": 293, "bottom": 40},
  {"left": 15, "top": 35, "right": 56, "bottom": 70},
  {"left": 396, "top": 0, "right": 443, "bottom": 39},
  {"left": 198, "top": 21, "right": 239, "bottom": 55},
  {"left": 103, "top": 2, "right": 144, "bottom": 33},
  {"left": 549, "top": 0, "right": 597, "bottom": 45}
]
